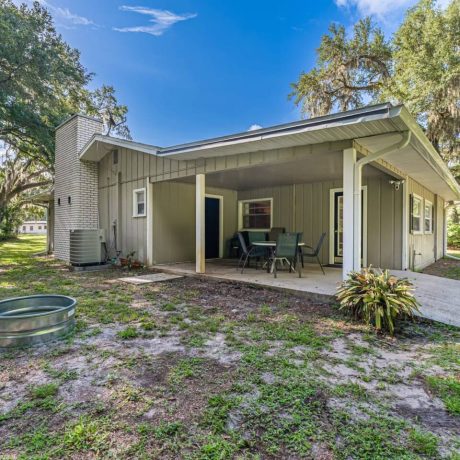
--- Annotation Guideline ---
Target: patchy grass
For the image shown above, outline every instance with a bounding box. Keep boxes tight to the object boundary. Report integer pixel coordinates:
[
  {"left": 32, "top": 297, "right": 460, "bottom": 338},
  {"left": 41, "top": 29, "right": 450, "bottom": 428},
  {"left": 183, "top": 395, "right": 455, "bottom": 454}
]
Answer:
[
  {"left": 422, "top": 256, "right": 460, "bottom": 280},
  {"left": 30, "top": 383, "right": 59, "bottom": 399},
  {"left": 409, "top": 428, "right": 439, "bottom": 457},
  {"left": 1, "top": 237, "right": 460, "bottom": 459},
  {"left": 117, "top": 326, "right": 140, "bottom": 340},
  {"left": 426, "top": 375, "right": 460, "bottom": 415}
]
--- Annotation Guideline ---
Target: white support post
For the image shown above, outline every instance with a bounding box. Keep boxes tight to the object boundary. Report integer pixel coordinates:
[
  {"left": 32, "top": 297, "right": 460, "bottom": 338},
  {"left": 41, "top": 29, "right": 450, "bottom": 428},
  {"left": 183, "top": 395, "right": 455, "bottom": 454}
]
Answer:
[
  {"left": 401, "top": 179, "right": 409, "bottom": 270},
  {"left": 343, "top": 148, "right": 356, "bottom": 279},
  {"left": 146, "top": 178, "right": 153, "bottom": 266},
  {"left": 196, "top": 174, "right": 206, "bottom": 273},
  {"left": 353, "top": 163, "right": 362, "bottom": 271}
]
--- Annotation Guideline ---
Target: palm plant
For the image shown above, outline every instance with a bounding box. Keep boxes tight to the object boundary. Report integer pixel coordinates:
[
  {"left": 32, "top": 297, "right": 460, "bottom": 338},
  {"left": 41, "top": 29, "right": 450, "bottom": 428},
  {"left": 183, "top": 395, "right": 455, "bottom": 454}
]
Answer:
[{"left": 336, "top": 267, "right": 420, "bottom": 335}]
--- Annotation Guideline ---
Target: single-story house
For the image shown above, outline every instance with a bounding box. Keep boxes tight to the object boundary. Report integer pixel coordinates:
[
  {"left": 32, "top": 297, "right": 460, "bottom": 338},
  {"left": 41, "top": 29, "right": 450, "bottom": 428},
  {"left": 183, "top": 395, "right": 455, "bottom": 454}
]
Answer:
[
  {"left": 53, "top": 103, "right": 460, "bottom": 279},
  {"left": 18, "top": 220, "right": 47, "bottom": 235}
]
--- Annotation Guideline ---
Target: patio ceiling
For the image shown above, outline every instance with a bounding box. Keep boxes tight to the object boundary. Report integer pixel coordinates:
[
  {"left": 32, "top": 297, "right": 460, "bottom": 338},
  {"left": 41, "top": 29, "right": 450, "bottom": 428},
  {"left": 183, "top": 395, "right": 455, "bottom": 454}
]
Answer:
[{"left": 177, "top": 150, "right": 383, "bottom": 190}]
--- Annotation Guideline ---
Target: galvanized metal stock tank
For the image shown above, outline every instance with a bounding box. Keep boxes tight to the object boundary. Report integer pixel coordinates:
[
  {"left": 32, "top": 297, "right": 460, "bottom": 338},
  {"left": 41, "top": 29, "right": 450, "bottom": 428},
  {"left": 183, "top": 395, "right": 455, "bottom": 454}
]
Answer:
[{"left": 0, "top": 295, "right": 76, "bottom": 348}]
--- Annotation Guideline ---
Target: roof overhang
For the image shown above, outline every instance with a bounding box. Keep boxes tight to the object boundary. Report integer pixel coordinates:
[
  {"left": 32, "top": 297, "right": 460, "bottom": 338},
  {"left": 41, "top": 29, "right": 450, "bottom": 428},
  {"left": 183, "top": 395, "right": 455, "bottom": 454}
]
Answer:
[
  {"left": 30, "top": 189, "right": 54, "bottom": 204},
  {"left": 76, "top": 103, "right": 460, "bottom": 201},
  {"left": 79, "top": 134, "right": 160, "bottom": 162}
]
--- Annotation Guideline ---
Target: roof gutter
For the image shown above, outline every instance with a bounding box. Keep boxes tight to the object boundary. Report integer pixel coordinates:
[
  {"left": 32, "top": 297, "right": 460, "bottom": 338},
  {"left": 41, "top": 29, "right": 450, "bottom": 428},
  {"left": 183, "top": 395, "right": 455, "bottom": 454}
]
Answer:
[
  {"left": 159, "top": 103, "right": 394, "bottom": 156},
  {"left": 397, "top": 107, "right": 460, "bottom": 199},
  {"left": 350, "top": 131, "right": 411, "bottom": 271},
  {"left": 356, "top": 130, "right": 412, "bottom": 169}
]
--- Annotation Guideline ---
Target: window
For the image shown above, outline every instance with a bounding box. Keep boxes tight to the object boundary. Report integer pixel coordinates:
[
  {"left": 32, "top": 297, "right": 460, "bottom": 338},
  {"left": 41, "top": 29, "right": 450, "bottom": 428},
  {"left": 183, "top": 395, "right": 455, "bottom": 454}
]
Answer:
[
  {"left": 410, "top": 194, "right": 423, "bottom": 234},
  {"left": 112, "top": 149, "right": 118, "bottom": 165},
  {"left": 133, "top": 188, "right": 146, "bottom": 217},
  {"left": 30, "top": 226, "right": 33, "bottom": 231},
  {"left": 22, "top": 226, "right": 26, "bottom": 231},
  {"left": 38, "top": 226, "right": 42, "bottom": 230},
  {"left": 239, "top": 198, "right": 272, "bottom": 230},
  {"left": 424, "top": 200, "right": 434, "bottom": 233},
  {"left": 44, "top": 225, "right": 47, "bottom": 229}
]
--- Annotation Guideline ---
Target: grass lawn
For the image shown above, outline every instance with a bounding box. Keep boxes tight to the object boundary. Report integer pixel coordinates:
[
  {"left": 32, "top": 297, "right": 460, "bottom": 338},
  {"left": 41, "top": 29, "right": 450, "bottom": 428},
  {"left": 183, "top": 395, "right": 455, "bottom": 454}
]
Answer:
[
  {"left": 422, "top": 255, "right": 460, "bottom": 281},
  {"left": 1, "top": 236, "right": 460, "bottom": 459}
]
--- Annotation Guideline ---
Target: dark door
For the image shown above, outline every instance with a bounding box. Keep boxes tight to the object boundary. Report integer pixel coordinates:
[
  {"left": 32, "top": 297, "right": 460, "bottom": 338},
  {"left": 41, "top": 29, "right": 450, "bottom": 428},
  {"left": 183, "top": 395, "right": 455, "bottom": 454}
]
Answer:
[{"left": 205, "top": 197, "right": 220, "bottom": 259}]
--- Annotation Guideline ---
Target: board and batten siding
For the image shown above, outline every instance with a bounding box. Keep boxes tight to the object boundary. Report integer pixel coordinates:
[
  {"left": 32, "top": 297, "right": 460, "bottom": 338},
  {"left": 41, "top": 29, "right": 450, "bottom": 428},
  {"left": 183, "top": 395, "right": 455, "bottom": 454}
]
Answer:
[
  {"left": 98, "top": 146, "right": 239, "bottom": 265},
  {"left": 151, "top": 182, "right": 237, "bottom": 264},
  {"left": 237, "top": 170, "right": 403, "bottom": 269},
  {"left": 97, "top": 145, "right": 446, "bottom": 271},
  {"left": 408, "top": 177, "right": 444, "bottom": 270},
  {"left": 98, "top": 148, "right": 150, "bottom": 263}
]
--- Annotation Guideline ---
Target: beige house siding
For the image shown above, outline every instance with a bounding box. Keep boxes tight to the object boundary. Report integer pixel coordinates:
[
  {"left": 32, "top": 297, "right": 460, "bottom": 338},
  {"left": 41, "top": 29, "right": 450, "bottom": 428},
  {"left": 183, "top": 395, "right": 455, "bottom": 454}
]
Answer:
[
  {"left": 95, "top": 145, "right": 449, "bottom": 272},
  {"left": 408, "top": 178, "right": 438, "bottom": 270},
  {"left": 97, "top": 146, "right": 238, "bottom": 265},
  {"left": 237, "top": 171, "right": 403, "bottom": 269},
  {"left": 150, "top": 182, "right": 237, "bottom": 264}
]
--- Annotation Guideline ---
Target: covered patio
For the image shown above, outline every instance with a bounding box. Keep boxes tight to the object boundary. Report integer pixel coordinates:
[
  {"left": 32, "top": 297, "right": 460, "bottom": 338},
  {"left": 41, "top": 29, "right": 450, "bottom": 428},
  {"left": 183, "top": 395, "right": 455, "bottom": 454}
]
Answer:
[
  {"left": 156, "top": 259, "right": 342, "bottom": 299},
  {"left": 145, "top": 103, "right": 459, "bottom": 279}
]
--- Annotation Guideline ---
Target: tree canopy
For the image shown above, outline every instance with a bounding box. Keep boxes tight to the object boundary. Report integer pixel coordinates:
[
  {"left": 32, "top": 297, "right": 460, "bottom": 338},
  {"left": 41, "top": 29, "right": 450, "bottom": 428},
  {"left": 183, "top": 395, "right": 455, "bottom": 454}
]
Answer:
[
  {"left": 291, "top": 0, "right": 459, "bottom": 174},
  {"left": 0, "top": 0, "right": 131, "bottom": 237},
  {"left": 0, "top": 0, "right": 130, "bottom": 170}
]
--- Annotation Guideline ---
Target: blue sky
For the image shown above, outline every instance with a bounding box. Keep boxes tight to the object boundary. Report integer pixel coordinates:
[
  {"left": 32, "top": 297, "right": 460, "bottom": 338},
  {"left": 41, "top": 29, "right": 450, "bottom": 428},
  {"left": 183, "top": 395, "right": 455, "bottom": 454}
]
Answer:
[{"left": 18, "top": 0, "right": 437, "bottom": 146}]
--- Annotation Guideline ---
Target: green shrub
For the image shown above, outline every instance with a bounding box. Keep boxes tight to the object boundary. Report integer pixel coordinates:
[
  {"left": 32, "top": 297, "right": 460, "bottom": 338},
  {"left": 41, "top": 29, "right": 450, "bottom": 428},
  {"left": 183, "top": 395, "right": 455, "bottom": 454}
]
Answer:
[
  {"left": 447, "top": 222, "right": 460, "bottom": 248},
  {"left": 336, "top": 267, "right": 420, "bottom": 335}
]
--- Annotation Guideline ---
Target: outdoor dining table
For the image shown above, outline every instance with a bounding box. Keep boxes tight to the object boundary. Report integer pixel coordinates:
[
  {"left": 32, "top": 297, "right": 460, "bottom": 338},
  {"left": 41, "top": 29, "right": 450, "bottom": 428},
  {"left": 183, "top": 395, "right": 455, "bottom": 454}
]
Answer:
[{"left": 252, "top": 241, "right": 305, "bottom": 273}]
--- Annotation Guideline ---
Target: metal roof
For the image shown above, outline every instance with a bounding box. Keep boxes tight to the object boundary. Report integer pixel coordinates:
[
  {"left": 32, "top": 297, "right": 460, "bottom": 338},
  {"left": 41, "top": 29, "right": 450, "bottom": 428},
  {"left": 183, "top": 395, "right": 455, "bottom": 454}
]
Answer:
[
  {"left": 158, "top": 103, "right": 395, "bottom": 156},
  {"left": 77, "top": 103, "right": 460, "bottom": 201}
]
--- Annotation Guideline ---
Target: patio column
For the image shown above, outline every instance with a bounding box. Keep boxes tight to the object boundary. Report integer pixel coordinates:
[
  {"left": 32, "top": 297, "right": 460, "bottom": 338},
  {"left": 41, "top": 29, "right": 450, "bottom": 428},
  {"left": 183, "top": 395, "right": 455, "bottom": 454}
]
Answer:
[
  {"left": 353, "top": 161, "right": 362, "bottom": 272},
  {"left": 342, "top": 147, "right": 358, "bottom": 279},
  {"left": 146, "top": 178, "right": 153, "bottom": 266},
  {"left": 196, "top": 174, "right": 206, "bottom": 273},
  {"left": 401, "top": 179, "right": 409, "bottom": 270}
]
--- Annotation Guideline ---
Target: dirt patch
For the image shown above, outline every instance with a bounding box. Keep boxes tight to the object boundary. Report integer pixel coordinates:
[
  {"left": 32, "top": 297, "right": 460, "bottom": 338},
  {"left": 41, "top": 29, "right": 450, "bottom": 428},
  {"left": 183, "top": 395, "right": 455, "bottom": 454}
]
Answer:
[{"left": 2, "top": 240, "right": 460, "bottom": 459}]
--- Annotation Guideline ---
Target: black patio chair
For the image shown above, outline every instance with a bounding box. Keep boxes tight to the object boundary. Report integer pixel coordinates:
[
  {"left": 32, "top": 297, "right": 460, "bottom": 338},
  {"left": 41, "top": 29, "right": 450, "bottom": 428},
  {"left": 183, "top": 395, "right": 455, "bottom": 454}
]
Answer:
[
  {"left": 271, "top": 232, "right": 301, "bottom": 278},
  {"left": 269, "top": 227, "right": 285, "bottom": 242},
  {"left": 302, "top": 232, "right": 327, "bottom": 275},
  {"left": 237, "top": 232, "right": 267, "bottom": 274}
]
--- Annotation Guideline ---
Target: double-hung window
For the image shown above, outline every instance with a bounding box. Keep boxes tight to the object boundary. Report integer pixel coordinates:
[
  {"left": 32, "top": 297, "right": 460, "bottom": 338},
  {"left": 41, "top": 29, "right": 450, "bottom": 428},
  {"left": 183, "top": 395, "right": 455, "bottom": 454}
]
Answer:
[
  {"left": 239, "top": 198, "right": 272, "bottom": 230},
  {"left": 133, "top": 188, "right": 146, "bottom": 217},
  {"left": 411, "top": 194, "right": 423, "bottom": 234},
  {"left": 424, "top": 200, "right": 434, "bottom": 234}
]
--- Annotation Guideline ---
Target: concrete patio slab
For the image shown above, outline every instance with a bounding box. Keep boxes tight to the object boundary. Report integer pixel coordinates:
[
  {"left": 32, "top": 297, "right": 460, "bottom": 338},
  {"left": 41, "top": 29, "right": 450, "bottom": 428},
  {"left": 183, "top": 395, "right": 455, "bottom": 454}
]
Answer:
[
  {"left": 392, "top": 270, "right": 460, "bottom": 328},
  {"left": 118, "top": 273, "right": 183, "bottom": 285},
  {"left": 154, "top": 260, "right": 460, "bottom": 328}
]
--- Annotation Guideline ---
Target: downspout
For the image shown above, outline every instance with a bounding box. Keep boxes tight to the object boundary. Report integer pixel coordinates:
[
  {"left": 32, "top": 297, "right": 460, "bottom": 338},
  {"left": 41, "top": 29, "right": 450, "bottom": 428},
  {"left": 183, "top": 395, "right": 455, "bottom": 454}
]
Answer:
[{"left": 352, "top": 131, "right": 412, "bottom": 270}]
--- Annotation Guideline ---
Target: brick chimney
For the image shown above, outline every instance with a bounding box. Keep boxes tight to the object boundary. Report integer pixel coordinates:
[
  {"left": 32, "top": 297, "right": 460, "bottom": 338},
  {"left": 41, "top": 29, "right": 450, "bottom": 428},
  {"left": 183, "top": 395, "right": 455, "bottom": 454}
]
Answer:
[{"left": 54, "top": 114, "right": 103, "bottom": 261}]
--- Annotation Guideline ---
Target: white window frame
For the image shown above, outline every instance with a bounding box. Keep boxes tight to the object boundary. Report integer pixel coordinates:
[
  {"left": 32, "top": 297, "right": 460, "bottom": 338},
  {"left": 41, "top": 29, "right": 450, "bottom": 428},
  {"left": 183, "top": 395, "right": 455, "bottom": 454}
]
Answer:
[
  {"left": 328, "top": 187, "right": 368, "bottom": 266},
  {"left": 238, "top": 197, "right": 273, "bottom": 231},
  {"left": 411, "top": 193, "right": 423, "bottom": 235},
  {"left": 133, "top": 187, "right": 146, "bottom": 218},
  {"left": 424, "top": 199, "right": 434, "bottom": 234}
]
